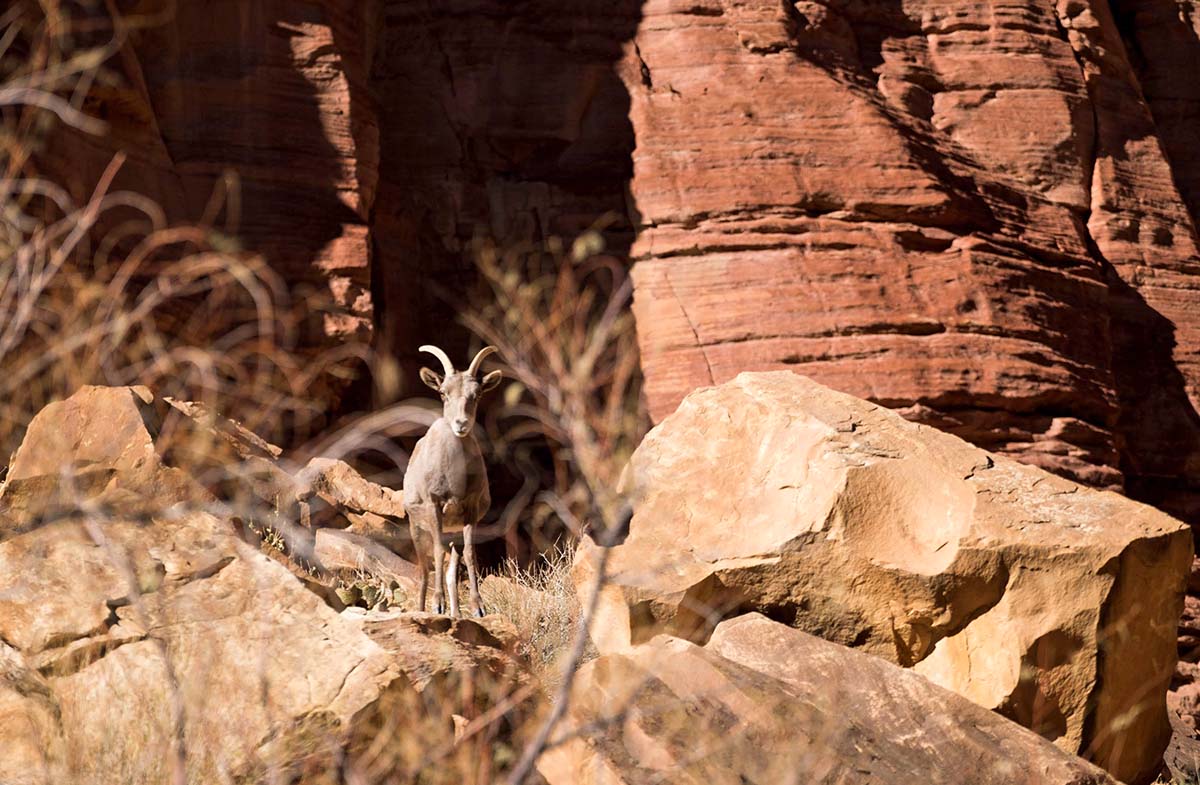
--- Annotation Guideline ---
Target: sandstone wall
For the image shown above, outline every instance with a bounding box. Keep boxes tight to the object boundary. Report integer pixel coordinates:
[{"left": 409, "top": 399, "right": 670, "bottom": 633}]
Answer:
[
  {"left": 38, "top": 1, "right": 1200, "bottom": 521},
  {"left": 39, "top": 0, "right": 641, "bottom": 410},
  {"left": 622, "top": 0, "right": 1200, "bottom": 524}
]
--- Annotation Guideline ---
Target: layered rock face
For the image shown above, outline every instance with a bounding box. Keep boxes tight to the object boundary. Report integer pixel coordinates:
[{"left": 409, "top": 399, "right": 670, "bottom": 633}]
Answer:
[
  {"left": 44, "top": 3, "right": 1200, "bottom": 521},
  {"left": 622, "top": 0, "right": 1200, "bottom": 524},
  {"left": 41, "top": 1, "right": 380, "bottom": 347},
  {"left": 538, "top": 614, "right": 1117, "bottom": 785},
  {"left": 578, "top": 372, "right": 1190, "bottom": 782}
]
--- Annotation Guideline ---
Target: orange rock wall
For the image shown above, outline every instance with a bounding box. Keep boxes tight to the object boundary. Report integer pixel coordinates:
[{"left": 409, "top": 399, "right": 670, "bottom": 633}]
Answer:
[
  {"left": 624, "top": 0, "right": 1200, "bottom": 523},
  {"left": 40, "top": 0, "right": 1200, "bottom": 521}
]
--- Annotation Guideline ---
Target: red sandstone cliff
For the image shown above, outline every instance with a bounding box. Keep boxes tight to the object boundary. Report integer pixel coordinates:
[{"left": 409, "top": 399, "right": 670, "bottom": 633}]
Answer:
[
  {"left": 38, "top": 1, "right": 1200, "bottom": 520},
  {"left": 624, "top": 0, "right": 1200, "bottom": 529}
]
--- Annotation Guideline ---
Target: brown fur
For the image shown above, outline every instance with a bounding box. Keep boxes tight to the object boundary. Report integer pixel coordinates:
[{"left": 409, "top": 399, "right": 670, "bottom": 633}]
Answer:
[{"left": 402, "top": 349, "right": 501, "bottom": 615}]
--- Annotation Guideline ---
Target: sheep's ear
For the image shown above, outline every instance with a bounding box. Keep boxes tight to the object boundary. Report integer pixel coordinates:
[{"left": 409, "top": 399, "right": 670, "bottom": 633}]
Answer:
[
  {"left": 480, "top": 369, "right": 503, "bottom": 392},
  {"left": 419, "top": 367, "right": 443, "bottom": 391}
]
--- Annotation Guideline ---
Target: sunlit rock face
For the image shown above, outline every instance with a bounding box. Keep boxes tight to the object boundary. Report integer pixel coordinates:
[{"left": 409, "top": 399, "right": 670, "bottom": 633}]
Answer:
[
  {"left": 538, "top": 614, "right": 1119, "bottom": 785},
  {"left": 622, "top": 0, "right": 1200, "bottom": 528},
  {"left": 577, "top": 372, "right": 1190, "bottom": 783}
]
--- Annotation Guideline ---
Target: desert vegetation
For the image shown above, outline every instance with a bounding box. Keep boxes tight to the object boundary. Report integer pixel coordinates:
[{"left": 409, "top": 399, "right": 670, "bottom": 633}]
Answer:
[
  {"left": 4, "top": 2, "right": 1200, "bottom": 784},
  {"left": 1, "top": 3, "right": 644, "bottom": 782}
]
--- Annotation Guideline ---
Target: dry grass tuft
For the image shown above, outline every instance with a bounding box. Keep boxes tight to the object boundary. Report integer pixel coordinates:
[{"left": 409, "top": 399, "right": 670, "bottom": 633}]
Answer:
[{"left": 480, "top": 542, "right": 596, "bottom": 686}]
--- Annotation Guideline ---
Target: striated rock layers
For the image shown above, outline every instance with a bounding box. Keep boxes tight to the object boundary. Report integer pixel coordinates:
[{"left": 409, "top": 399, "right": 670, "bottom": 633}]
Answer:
[
  {"left": 40, "top": 2, "right": 380, "bottom": 352},
  {"left": 623, "top": 0, "right": 1200, "bottom": 526},
  {"left": 577, "top": 372, "right": 1191, "bottom": 783},
  {"left": 537, "top": 614, "right": 1118, "bottom": 785},
  {"left": 44, "top": 2, "right": 1200, "bottom": 522},
  {"left": 37, "top": 0, "right": 1200, "bottom": 520}
]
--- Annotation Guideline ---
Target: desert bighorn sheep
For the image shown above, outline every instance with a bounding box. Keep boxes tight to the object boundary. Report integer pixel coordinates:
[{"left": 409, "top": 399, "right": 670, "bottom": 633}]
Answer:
[{"left": 402, "top": 344, "right": 502, "bottom": 615}]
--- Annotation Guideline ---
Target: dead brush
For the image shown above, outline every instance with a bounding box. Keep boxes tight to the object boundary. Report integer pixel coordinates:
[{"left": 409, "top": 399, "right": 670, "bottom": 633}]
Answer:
[
  {"left": 0, "top": 2, "right": 377, "bottom": 456},
  {"left": 479, "top": 543, "right": 596, "bottom": 686},
  {"left": 459, "top": 227, "right": 651, "bottom": 783},
  {"left": 462, "top": 222, "right": 649, "bottom": 552}
]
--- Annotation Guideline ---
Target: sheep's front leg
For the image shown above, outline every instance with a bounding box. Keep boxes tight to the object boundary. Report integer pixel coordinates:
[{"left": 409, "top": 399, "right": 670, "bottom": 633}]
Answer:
[
  {"left": 409, "top": 516, "right": 428, "bottom": 612},
  {"left": 463, "top": 523, "right": 485, "bottom": 617},
  {"left": 431, "top": 506, "right": 447, "bottom": 614}
]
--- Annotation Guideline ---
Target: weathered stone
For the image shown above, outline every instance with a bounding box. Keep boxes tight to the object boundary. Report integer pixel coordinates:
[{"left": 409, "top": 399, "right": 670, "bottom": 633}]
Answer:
[
  {"left": 0, "top": 387, "right": 212, "bottom": 534},
  {"left": 0, "top": 643, "right": 63, "bottom": 785},
  {"left": 314, "top": 527, "right": 422, "bottom": 595},
  {"left": 538, "top": 614, "right": 1116, "bottom": 785},
  {"left": 301, "top": 457, "right": 405, "bottom": 518},
  {"left": 0, "top": 390, "right": 524, "bottom": 783},
  {"left": 621, "top": 0, "right": 1200, "bottom": 528},
  {"left": 347, "top": 610, "right": 523, "bottom": 692},
  {"left": 0, "top": 508, "right": 397, "bottom": 784},
  {"left": 580, "top": 372, "right": 1190, "bottom": 782}
]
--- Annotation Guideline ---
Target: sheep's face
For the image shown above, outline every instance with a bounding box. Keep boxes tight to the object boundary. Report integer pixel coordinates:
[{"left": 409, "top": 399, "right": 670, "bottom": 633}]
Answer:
[{"left": 421, "top": 369, "right": 503, "bottom": 437}]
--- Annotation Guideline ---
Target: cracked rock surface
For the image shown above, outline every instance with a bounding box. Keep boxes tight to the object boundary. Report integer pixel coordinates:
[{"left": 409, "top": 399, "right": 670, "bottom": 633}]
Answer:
[
  {"left": 578, "top": 371, "right": 1191, "bottom": 783},
  {"left": 538, "top": 614, "right": 1118, "bottom": 785},
  {"left": 0, "top": 386, "right": 523, "bottom": 784},
  {"left": 623, "top": 0, "right": 1200, "bottom": 531}
]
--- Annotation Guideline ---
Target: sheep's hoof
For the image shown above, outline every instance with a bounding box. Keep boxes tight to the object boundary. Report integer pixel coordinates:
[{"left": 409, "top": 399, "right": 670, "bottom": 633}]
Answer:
[
  {"left": 474, "top": 607, "right": 485, "bottom": 619},
  {"left": 434, "top": 602, "right": 445, "bottom": 615}
]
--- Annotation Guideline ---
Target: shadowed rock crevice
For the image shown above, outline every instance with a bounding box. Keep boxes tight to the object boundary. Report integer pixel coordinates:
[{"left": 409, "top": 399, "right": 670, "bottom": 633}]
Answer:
[
  {"left": 361, "top": 0, "right": 644, "bottom": 406},
  {"left": 1110, "top": 0, "right": 1200, "bottom": 230}
]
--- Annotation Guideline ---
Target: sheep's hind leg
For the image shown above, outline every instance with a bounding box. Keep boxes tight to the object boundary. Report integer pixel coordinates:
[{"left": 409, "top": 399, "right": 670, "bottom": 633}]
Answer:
[
  {"left": 431, "top": 507, "right": 447, "bottom": 614},
  {"left": 463, "top": 523, "right": 485, "bottom": 617},
  {"left": 445, "top": 545, "right": 461, "bottom": 617}
]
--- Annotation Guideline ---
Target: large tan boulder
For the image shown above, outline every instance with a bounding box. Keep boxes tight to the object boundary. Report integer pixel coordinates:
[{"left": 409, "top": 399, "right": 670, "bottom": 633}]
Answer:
[
  {"left": 0, "top": 509, "right": 398, "bottom": 783},
  {"left": 538, "top": 613, "right": 1116, "bottom": 785},
  {"left": 0, "top": 385, "right": 290, "bottom": 537},
  {"left": 579, "top": 371, "right": 1190, "bottom": 783},
  {"left": 0, "top": 386, "right": 213, "bottom": 530},
  {"left": 301, "top": 457, "right": 405, "bottom": 519}
]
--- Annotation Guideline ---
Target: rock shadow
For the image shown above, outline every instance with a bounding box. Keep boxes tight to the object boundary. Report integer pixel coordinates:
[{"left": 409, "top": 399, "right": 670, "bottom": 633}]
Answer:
[{"left": 363, "top": 0, "right": 645, "bottom": 397}]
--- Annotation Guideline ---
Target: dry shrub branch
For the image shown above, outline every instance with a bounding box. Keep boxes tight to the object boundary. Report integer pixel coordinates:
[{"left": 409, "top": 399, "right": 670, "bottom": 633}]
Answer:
[{"left": 463, "top": 225, "right": 648, "bottom": 547}]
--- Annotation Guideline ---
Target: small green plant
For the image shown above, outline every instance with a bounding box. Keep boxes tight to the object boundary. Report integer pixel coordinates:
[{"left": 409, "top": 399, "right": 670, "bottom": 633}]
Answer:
[
  {"left": 245, "top": 519, "right": 287, "bottom": 554},
  {"left": 335, "top": 571, "right": 408, "bottom": 611}
]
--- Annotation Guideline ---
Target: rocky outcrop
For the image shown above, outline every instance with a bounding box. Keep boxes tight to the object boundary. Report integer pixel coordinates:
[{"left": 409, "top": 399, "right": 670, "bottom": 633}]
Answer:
[
  {"left": 578, "top": 372, "right": 1190, "bottom": 783},
  {"left": 41, "top": 1, "right": 378, "bottom": 338},
  {"left": 538, "top": 614, "right": 1116, "bottom": 785},
  {"left": 301, "top": 457, "right": 405, "bottom": 519},
  {"left": 0, "top": 386, "right": 523, "bottom": 783},
  {"left": 37, "top": 2, "right": 1200, "bottom": 518},
  {"left": 621, "top": 0, "right": 1200, "bottom": 526}
]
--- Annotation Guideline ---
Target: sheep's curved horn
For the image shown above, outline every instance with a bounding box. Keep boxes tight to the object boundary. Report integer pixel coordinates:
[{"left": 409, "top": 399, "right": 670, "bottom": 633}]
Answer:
[
  {"left": 419, "top": 345, "right": 455, "bottom": 376},
  {"left": 466, "top": 345, "right": 498, "bottom": 376}
]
